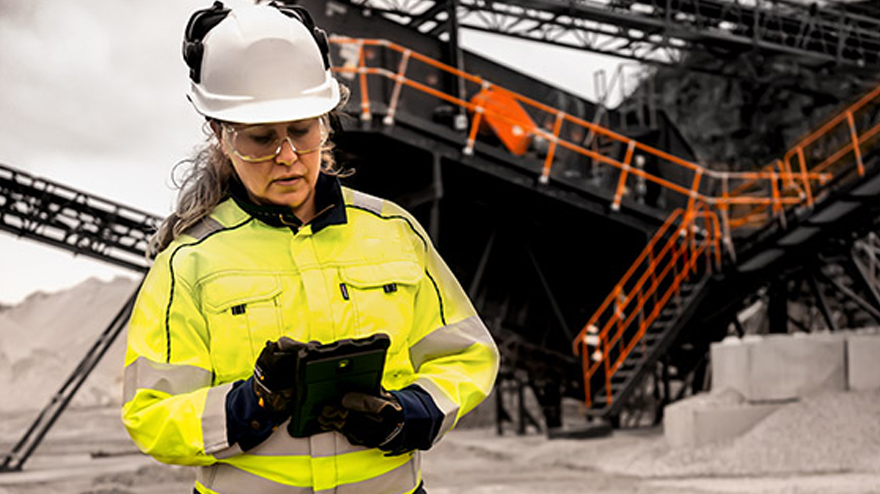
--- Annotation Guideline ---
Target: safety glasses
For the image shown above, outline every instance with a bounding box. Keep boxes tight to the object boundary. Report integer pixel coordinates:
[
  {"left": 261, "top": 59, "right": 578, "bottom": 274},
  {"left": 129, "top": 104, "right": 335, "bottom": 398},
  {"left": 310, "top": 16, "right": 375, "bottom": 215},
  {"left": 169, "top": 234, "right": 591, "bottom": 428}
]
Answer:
[{"left": 222, "top": 119, "right": 326, "bottom": 163}]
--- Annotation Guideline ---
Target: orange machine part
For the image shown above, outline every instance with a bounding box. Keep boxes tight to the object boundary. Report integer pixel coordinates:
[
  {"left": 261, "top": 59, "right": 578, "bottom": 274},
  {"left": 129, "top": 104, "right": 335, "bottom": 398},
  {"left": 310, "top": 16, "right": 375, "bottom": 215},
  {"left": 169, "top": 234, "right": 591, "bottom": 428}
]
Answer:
[{"left": 471, "top": 88, "right": 537, "bottom": 156}]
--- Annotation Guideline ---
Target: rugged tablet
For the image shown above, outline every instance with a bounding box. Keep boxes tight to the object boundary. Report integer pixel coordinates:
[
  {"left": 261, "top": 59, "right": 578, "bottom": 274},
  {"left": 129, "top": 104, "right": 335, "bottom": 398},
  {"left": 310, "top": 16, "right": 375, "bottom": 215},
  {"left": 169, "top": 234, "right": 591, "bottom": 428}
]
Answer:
[{"left": 287, "top": 333, "right": 391, "bottom": 437}]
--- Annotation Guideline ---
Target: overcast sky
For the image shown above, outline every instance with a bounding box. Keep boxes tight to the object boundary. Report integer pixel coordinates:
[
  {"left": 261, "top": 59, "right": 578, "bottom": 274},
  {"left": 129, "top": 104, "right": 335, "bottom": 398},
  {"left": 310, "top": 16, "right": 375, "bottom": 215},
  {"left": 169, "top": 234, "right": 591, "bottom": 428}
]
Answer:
[{"left": 0, "top": 0, "right": 625, "bottom": 305}]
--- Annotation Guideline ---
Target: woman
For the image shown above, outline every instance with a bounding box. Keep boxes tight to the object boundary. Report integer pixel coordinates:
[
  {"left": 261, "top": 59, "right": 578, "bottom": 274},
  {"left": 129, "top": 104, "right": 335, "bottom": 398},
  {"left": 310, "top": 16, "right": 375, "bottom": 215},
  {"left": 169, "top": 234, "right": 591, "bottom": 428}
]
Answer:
[{"left": 121, "top": 3, "right": 499, "bottom": 494}]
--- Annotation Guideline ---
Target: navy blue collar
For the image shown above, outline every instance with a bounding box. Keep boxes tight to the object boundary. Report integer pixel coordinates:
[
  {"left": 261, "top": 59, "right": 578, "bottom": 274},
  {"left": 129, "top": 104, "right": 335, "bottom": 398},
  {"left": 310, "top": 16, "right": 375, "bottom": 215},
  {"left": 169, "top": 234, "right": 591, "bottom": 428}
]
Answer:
[{"left": 229, "top": 173, "right": 347, "bottom": 233}]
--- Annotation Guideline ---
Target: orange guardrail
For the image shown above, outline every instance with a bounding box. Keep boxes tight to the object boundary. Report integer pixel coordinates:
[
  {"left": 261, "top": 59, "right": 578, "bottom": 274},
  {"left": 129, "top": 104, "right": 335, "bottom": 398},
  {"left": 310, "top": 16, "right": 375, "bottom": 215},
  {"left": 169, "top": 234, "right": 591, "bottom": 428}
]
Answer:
[
  {"left": 725, "top": 83, "right": 880, "bottom": 230},
  {"left": 329, "top": 37, "right": 840, "bottom": 233},
  {"left": 572, "top": 203, "right": 721, "bottom": 407},
  {"left": 329, "top": 37, "right": 880, "bottom": 409}
]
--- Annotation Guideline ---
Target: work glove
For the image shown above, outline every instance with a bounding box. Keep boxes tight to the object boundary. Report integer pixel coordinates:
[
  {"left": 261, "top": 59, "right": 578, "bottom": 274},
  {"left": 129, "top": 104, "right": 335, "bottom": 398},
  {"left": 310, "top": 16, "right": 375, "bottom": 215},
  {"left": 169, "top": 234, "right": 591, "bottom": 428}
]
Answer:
[
  {"left": 252, "top": 336, "right": 306, "bottom": 419},
  {"left": 318, "top": 389, "right": 404, "bottom": 451}
]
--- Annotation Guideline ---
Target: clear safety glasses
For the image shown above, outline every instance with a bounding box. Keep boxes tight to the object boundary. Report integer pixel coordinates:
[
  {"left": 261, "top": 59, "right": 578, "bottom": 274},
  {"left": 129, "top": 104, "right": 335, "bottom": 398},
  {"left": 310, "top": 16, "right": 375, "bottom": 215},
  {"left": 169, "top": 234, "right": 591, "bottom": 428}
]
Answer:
[{"left": 222, "top": 119, "right": 326, "bottom": 163}]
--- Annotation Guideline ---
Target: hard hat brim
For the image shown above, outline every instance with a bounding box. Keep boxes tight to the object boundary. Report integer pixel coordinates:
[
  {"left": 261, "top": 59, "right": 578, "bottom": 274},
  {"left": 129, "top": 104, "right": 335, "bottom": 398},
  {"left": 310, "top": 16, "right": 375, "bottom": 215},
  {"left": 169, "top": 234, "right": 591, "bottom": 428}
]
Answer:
[{"left": 190, "top": 77, "right": 341, "bottom": 124}]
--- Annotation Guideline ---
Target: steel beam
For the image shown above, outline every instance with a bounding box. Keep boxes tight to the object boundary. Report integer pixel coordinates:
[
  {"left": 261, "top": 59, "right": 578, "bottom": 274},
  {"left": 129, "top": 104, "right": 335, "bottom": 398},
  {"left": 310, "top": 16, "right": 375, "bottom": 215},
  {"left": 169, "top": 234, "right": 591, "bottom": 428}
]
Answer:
[
  {"left": 339, "top": 0, "right": 880, "bottom": 75},
  {"left": 806, "top": 266, "right": 839, "bottom": 332},
  {"left": 0, "top": 164, "right": 160, "bottom": 272}
]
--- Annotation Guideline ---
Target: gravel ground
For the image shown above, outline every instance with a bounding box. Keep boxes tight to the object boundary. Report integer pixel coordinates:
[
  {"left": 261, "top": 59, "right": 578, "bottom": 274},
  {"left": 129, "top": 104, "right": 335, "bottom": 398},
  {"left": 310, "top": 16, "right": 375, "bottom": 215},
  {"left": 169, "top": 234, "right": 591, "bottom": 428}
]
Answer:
[
  {"left": 1, "top": 390, "right": 879, "bottom": 493},
  {"left": 626, "top": 389, "right": 880, "bottom": 477}
]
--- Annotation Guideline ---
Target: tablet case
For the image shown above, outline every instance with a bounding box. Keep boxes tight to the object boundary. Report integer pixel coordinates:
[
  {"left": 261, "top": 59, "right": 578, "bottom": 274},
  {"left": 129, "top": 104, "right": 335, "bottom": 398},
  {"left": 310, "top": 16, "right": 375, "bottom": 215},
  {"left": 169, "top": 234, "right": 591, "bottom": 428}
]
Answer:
[{"left": 287, "top": 333, "right": 390, "bottom": 437}]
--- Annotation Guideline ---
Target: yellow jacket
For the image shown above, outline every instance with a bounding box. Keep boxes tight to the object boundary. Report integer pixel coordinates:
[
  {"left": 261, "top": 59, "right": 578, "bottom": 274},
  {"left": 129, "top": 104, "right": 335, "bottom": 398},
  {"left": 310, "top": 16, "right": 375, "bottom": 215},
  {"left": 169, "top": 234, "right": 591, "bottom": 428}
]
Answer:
[{"left": 122, "top": 182, "right": 499, "bottom": 494}]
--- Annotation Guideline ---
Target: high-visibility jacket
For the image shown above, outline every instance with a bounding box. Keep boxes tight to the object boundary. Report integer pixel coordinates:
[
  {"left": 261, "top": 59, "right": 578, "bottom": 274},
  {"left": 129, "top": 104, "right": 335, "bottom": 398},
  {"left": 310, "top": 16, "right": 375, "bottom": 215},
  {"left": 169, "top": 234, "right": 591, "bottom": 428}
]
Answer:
[{"left": 121, "top": 180, "right": 499, "bottom": 494}]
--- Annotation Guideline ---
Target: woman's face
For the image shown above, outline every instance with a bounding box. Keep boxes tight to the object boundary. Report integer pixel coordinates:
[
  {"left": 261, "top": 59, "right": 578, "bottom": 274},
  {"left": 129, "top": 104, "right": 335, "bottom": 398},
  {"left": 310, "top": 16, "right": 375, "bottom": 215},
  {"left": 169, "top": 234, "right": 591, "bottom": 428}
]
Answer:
[{"left": 218, "top": 118, "right": 325, "bottom": 222}]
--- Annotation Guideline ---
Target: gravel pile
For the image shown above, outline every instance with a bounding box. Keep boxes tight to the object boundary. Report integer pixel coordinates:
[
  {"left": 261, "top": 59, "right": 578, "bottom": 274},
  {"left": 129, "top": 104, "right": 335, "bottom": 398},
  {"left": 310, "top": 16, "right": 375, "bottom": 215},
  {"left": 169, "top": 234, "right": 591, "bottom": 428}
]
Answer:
[
  {"left": 620, "top": 390, "right": 880, "bottom": 477},
  {"left": 0, "top": 276, "right": 137, "bottom": 412}
]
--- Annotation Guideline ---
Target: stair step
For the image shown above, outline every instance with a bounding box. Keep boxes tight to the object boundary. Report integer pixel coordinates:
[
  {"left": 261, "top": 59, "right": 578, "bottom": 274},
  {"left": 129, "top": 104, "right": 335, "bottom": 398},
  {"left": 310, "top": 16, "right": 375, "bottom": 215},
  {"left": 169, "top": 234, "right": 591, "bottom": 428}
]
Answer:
[
  {"left": 594, "top": 384, "right": 625, "bottom": 401},
  {"left": 629, "top": 346, "right": 655, "bottom": 358},
  {"left": 660, "top": 307, "right": 679, "bottom": 317},
  {"left": 619, "top": 360, "right": 644, "bottom": 372},
  {"left": 610, "top": 373, "right": 629, "bottom": 384},
  {"left": 649, "top": 318, "right": 671, "bottom": 330},
  {"left": 656, "top": 314, "right": 675, "bottom": 325}
]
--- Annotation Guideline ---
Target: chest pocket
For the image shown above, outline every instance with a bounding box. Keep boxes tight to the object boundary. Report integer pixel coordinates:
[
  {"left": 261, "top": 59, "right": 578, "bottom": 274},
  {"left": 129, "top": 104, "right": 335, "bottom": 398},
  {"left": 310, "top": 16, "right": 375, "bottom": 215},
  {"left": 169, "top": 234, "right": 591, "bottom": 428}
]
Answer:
[
  {"left": 339, "top": 260, "right": 423, "bottom": 358},
  {"left": 201, "top": 274, "right": 283, "bottom": 384}
]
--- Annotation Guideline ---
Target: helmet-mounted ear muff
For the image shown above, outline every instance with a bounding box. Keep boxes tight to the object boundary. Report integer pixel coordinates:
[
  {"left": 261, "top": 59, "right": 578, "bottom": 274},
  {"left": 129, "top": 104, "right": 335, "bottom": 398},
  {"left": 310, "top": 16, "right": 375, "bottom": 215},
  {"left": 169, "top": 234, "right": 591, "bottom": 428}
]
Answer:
[
  {"left": 182, "top": 1, "right": 331, "bottom": 84},
  {"left": 182, "top": 1, "right": 231, "bottom": 84}
]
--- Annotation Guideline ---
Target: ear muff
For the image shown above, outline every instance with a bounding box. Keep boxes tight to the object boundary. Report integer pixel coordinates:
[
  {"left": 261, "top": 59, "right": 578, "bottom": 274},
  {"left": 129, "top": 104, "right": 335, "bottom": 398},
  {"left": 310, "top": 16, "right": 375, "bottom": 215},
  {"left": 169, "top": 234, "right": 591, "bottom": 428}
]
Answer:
[
  {"left": 182, "top": 1, "right": 231, "bottom": 84},
  {"left": 269, "top": 2, "right": 332, "bottom": 70}
]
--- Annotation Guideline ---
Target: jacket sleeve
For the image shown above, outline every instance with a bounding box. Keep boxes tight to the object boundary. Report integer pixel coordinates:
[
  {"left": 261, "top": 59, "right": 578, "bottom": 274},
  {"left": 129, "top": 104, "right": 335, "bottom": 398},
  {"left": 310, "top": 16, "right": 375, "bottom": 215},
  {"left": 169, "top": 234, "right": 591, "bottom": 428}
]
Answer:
[
  {"left": 391, "top": 204, "right": 500, "bottom": 446},
  {"left": 121, "top": 246, "right": 243, "bottom": 466}
]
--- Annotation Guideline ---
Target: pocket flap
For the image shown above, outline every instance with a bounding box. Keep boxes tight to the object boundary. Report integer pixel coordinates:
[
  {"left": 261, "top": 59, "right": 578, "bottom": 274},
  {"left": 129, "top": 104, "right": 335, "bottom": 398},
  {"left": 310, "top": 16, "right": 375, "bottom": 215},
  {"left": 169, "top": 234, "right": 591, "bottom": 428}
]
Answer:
[
  {"left": 202, "top": 275, "right": 282, "bottom": 313},
  {"left": 341, "top": 261, "right": 423, "bottom": 288}
]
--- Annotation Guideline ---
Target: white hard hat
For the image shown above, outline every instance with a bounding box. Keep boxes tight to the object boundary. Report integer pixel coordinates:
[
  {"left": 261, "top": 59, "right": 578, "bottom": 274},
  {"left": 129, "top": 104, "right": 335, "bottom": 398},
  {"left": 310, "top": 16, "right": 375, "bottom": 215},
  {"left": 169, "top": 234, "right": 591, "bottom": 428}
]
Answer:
[{"left": 184, "top": 3, "right": 340, "bottom": 124}]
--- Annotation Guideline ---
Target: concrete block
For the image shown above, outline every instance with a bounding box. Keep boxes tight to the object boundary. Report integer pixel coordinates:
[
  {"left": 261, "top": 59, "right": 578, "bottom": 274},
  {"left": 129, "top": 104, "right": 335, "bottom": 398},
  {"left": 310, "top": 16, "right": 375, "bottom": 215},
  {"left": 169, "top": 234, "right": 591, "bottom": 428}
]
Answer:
[
  {"left": 711, "top": 333, "right": 846, "bottom": 401},
  {"left": 664, "top": 390, "right": 781, "bottom": 449},
  {"left": 847, "top": 333, "right": 880, "bottom": 391},
  {"left": 710, "top": 336, "right": 749, "bottom": 398},
  {"left": 750, "top": 334, "right": 846, "bottom": 400}
]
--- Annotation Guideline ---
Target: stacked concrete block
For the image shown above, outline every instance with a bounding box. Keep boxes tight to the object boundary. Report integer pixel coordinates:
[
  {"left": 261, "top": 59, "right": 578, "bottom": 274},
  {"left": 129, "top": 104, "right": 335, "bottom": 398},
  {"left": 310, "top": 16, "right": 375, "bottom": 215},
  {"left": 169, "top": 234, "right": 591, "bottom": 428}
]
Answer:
[
  {"left": 847, "top": 330, "right": 880, "bottom": 391},
  {"left": 709, "top": 336, "right": 750, "bottom": 399},
  {"left": 665, "top": 332, "right": 848, "bottom": 449},
  {"left": 710, "top": 333, "right": 847, "bottom": 401}
]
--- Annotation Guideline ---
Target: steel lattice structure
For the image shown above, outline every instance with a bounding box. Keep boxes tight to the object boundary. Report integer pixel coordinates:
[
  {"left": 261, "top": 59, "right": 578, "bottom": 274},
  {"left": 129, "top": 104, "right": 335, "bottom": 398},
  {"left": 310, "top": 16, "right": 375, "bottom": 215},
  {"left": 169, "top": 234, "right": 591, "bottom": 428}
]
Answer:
[
  {"left": 0, "top": 164, "right": 160, "bottom": 272},
  {"left": 336, "top": 0, "right": 880, "bottom": 74},
  {"left": 0, "top": 163, "right": 158, "bottom": 472}
]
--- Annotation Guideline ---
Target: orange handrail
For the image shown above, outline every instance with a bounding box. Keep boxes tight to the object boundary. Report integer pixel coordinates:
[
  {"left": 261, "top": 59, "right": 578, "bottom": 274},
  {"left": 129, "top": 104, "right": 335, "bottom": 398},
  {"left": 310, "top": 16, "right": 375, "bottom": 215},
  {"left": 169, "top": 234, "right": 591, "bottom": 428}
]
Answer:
[
  {"left": 329, "top": 37, "right": 843, "bottom": 230},
  {"left": 330, "top": 37, "right": 880, "bottom": 232}
]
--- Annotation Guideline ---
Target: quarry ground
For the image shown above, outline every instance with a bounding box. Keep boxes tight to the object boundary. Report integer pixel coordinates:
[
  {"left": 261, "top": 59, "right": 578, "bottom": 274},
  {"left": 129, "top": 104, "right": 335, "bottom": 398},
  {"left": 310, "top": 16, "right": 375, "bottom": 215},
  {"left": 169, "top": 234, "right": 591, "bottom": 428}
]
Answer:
[
  {"left": 2, "top": 280, "right": 879, "bottom": 493},
  {"left": 0, "top": 402, "right": 878, "bottom": 494}
]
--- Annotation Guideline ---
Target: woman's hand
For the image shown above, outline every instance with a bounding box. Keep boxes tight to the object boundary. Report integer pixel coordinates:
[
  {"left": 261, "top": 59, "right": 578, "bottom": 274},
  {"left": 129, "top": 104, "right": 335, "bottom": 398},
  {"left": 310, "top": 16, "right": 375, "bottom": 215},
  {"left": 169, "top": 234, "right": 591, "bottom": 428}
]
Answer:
[
  {"left": 318, "top": 389, "right": 404, "bottom": 450},
  {"left": 252, "top": 337, "right": 306, "bottom": 418}
]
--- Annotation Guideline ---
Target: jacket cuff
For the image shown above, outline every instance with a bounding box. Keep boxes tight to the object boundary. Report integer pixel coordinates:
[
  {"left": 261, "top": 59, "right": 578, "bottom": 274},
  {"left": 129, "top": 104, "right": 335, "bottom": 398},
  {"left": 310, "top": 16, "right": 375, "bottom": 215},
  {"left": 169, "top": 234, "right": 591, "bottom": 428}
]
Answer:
[
  {"left": 386, "top": 384, "right": 444, "bottom": 453},
  {"left": 225, "top": 377, "right": 281, "bottom": 451}
]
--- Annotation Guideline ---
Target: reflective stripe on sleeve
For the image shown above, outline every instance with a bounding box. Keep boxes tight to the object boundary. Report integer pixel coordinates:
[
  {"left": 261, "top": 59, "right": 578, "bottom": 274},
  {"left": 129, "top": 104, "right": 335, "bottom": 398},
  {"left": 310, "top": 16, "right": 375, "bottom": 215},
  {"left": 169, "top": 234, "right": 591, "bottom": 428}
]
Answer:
[
  {"left": 408, "top": 315, "right": 494, "bottom": 372},
  {"left": 203, "top": 382, "right": 238, "bottom": 458},
  {"left": 412, "top": 377, "right": 459, "bottom": 444},
  {"left": 122, "top": 356, "right": 213, "bottom": 403}
]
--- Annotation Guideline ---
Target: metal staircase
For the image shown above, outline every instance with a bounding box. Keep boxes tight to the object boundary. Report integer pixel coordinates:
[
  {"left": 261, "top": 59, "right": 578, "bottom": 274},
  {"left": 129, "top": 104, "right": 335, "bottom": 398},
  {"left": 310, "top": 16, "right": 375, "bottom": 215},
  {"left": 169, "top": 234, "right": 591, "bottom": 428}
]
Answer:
[
  {"left": 575, "top": 204, "right": 721, "bottom": 415},
  {"left": 574, "top": 80, "right": 880, "bottom": 419}
]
